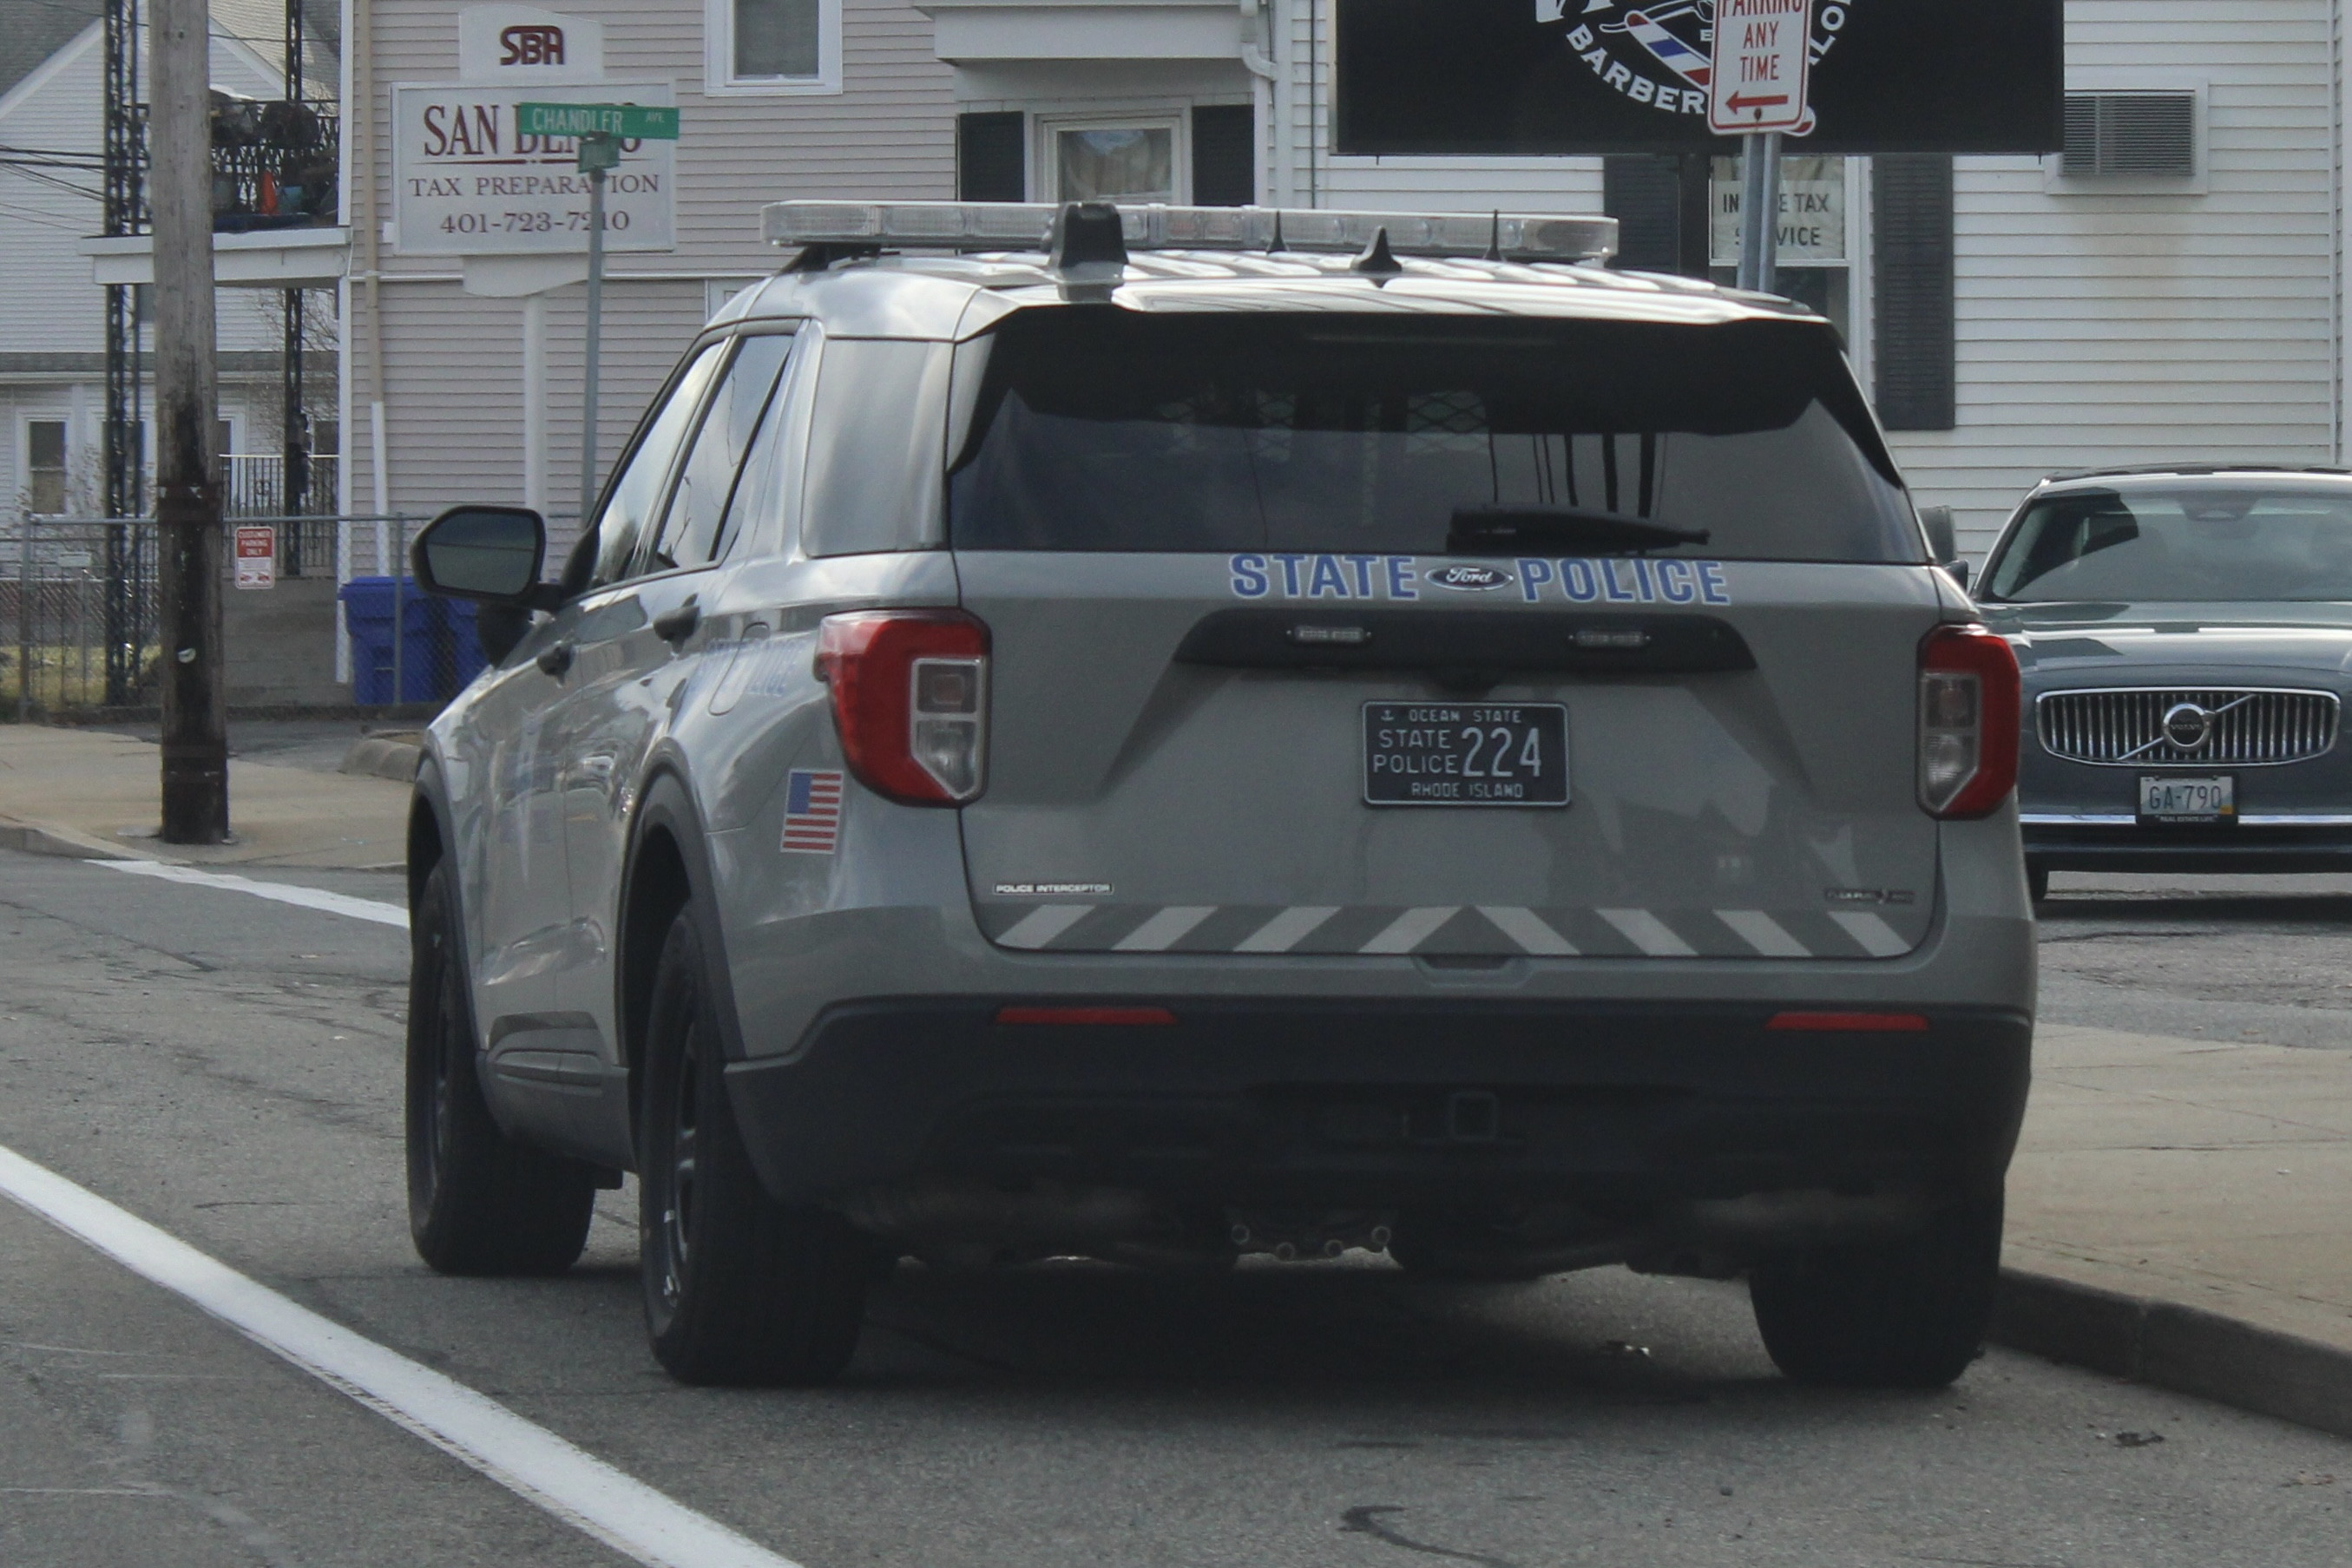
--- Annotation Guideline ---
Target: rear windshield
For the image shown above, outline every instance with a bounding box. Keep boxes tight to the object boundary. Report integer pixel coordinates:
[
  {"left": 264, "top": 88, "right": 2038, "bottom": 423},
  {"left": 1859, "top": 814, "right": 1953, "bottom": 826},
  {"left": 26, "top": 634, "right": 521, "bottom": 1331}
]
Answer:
[
  {"left": 946, "top": 311, "right": 1919, "bottom": 561},
  {"left": 1981, "top": 484, "right": 2352, "bottom": 603}
]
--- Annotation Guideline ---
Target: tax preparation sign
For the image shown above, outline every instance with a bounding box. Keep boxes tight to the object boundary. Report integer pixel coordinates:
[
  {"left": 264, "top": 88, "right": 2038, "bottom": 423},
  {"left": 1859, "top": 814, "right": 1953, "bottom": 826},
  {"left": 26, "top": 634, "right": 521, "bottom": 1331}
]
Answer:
[
  {"left": 1333, "top": 0, "right": 2062, "bottom": 155},
  {"left": 391, "top": 82, "right": 675, "bottom": 254}
]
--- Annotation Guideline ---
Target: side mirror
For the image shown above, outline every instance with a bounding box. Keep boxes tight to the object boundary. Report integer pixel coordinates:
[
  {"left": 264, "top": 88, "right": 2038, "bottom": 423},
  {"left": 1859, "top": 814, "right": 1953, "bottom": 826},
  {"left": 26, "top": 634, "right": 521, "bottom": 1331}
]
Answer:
[
  {"left": 1947, "top": 558, "right": 1973, "bottom": 591},
  {"left": 412, "top": 505, "right": 558, "bottom": 607}
]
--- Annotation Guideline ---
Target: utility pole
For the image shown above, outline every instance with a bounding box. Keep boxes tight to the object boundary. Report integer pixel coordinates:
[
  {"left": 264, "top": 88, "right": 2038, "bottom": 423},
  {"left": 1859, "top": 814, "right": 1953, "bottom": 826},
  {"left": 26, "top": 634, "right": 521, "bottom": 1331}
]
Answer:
[{"left": 151, "top": 0, "right": 227, "bottom": 843}]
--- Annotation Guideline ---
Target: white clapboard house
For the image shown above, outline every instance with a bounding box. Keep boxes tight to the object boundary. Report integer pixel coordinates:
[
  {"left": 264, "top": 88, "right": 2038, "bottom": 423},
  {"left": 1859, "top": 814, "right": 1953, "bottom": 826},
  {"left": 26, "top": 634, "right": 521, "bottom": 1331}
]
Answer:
[{"left": 908, "top": 0, "right": 2343, "bottom": 555}]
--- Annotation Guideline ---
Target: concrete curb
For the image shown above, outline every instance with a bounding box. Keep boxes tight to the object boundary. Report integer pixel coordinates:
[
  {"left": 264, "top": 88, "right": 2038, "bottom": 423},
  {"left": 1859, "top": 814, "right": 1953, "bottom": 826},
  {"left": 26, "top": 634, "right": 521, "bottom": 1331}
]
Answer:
[
  {"left": 0, "top": 816, "right": 162, "bottom": 863},
  {"left": 1993, "top": 1268, "right": 2352, "bottom": 1440},
  {"left": 338, "top": 734, "right": 423, "bottom": 783}
]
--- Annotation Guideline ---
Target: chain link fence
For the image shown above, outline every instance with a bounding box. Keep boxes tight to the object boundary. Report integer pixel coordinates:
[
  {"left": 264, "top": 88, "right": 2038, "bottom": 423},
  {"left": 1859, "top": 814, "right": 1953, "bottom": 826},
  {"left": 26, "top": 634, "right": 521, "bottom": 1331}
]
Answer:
[{"left": 3, "top": 514, "right": 495, "bottom": 719}]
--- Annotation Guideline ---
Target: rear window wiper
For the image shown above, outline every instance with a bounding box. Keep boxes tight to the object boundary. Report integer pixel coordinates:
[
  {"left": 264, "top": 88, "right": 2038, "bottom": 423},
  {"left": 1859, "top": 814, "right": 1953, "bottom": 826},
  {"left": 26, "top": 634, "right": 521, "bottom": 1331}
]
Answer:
[{"left": 1449, "top": 507, "right": 1711, "bottom": 556}]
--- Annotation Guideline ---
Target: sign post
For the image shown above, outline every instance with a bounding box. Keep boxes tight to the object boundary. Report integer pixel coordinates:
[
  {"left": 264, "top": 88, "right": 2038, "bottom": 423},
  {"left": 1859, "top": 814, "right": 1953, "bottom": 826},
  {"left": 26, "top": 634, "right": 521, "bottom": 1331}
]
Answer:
[
  {"left": 514, "top": 102, "right": 679, "bottom": 525},
  {"left": 1707, "top": 0, "right": 1815, "bottom": 296}
]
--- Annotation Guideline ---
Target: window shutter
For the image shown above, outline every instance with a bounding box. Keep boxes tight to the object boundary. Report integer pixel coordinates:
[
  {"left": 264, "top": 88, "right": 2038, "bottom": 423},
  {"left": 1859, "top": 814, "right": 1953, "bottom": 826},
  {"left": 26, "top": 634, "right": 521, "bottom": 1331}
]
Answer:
[
  {"left": 1191, "top": 105, "right": 1255, "bottom": 206},
  {"left": 2062, "top": 92, "right": 2197, "bottom": 178},
  {"left": 957, "top": 112, "right": 1025, "bottom": 202},
  {"left": 1873, "top": 154, "right": 1955, "bottom": 433},
  {"left": 1602, "top": 155, "right": 1680, "bottom": 272}
]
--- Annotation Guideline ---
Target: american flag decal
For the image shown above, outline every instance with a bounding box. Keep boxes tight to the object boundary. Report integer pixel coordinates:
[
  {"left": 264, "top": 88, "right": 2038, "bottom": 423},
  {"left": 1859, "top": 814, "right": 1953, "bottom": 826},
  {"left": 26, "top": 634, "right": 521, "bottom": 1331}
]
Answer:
[{"left": 781, "top": 770, "right": 844, "bottom": 854}]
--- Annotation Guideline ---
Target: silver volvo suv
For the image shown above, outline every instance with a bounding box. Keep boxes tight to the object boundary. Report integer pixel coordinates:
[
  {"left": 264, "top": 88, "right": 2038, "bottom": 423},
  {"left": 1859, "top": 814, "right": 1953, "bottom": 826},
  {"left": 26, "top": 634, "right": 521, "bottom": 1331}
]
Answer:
[{"left": 403, "top": 200, "right": 2034, "bottom": 1392}]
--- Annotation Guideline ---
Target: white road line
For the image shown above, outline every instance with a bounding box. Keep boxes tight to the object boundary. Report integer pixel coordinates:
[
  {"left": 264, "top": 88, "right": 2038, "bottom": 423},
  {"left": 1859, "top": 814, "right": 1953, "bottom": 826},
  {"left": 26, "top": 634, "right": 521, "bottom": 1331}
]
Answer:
[
  {"left": 99, "top": 860, "right": 410, "bottom": 931},
  {"left": 1714, "top": 909, "right": 1810, "bottom": 959},
  {"left": 1358, "top": 907, "right": 1459, "bottom": 955},
  {"left": 1596, "top": 909, "right": 1696, "bottom": 958},
  {"left": 1475, "top": 906, "right": 1577, "bottom": 956},
  {"left": 0, "top": 1141, "right": 800, "bottom": 1568},
  {"left": 1829, "top": 909, "right": 1914, "bottom": 958},
  {"left": 1111, "top": 906, "right": 1216, "bottom": 953},
  {"left": 1233, "top": 906, "right": 1338, "bottom": 954}
]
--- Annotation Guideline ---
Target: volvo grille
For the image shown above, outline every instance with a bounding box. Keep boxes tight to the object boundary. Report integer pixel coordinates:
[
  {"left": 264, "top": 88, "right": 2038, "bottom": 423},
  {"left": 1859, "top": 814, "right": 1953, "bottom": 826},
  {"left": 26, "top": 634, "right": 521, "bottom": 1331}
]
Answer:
[{"left": 2037, "top": 687, "right": 2341, "bottom": 766}]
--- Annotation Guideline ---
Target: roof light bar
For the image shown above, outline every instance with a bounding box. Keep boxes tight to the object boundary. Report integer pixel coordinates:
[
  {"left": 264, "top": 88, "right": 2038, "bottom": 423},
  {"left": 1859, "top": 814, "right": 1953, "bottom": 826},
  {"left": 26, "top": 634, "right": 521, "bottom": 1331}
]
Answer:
[{"left": 761, "top": 200, "right": 1618, "bottom": 265}]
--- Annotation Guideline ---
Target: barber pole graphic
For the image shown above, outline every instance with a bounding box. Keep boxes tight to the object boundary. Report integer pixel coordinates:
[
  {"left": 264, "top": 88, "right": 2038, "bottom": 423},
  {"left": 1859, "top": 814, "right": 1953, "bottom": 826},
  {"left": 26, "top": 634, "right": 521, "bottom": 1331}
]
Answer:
[
  {"left": 1616, "top": 7, "right": 1712, "bottom": 88},
  {"left": 781, "top": 770, "right": 844, "bottom": 853}
]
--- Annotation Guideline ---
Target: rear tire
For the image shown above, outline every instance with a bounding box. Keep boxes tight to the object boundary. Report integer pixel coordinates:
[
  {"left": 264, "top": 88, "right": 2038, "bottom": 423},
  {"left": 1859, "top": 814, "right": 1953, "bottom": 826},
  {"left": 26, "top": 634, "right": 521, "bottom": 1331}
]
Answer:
[
  {"left": 2027, "top": 863, "right": 2050, "bottom": 903},
  {"left": 639, "top": 903, "right": 867, "bottom": 1386},
  {"left": 406, "top": 860, "right": 595, "bottom": 1276},
  {"left": 1748, "top": 1193, "right": 2003, "bottom": 1388}
]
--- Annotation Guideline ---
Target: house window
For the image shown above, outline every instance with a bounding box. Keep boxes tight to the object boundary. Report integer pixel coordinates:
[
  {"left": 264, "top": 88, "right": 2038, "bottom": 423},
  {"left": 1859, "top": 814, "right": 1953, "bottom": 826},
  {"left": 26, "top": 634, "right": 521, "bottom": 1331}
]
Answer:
[
  {"left": 1048, "top": 122, "right": 1178, "bottom": 205},
  {"left": 707, "top": 0, "right": 840, "bottom": 95},
  {"left": 25, "top": 420, "right": 68, "bottom": 515},
  {"left": 1706, "top": 154, "right": 1855, "bottom": 344}
]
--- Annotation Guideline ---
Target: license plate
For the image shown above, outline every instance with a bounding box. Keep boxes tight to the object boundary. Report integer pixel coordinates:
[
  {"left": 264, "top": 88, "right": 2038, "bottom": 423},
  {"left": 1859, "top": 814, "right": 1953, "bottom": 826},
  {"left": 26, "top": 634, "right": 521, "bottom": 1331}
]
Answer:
[
  {"left": 2138, "top": 774, "right": 2234, "bottom": 823},
  {"left": 1363, "top": 702, "right": 1569, "bottom": 807}
]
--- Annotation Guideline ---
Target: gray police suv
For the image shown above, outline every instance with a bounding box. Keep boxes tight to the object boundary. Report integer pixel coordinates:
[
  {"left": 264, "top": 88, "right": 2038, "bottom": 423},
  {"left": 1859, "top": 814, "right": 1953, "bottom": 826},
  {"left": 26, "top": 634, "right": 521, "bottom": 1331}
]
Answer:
[{"left": 404, "top": 200, "right": 2033, "bottom": 1391}]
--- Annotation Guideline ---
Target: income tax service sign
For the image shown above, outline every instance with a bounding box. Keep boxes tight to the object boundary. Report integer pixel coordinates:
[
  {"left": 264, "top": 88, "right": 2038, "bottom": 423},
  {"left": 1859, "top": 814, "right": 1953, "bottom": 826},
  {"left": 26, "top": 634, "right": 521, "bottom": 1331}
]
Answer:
[{"left": 391, "top": 82, "right": 676, "bottom": 255}]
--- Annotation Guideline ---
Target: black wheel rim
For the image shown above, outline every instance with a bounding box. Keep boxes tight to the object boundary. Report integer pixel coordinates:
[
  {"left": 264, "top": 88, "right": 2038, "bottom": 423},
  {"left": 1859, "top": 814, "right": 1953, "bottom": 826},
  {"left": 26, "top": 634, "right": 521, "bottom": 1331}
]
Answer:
[{"left": 658, "top": 1011, "right": 700, "bottom": 1314}]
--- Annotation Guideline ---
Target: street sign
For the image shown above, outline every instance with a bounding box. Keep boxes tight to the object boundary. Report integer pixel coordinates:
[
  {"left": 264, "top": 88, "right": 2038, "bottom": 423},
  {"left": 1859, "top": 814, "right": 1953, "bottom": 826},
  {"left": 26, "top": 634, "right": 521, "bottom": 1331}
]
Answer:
[
  {"left": 516, "top": 102, "right": 678, "bottom": 141},
  {"left": 1708, "top": 0, "right": 1813, "bottom": 137},
  {"left": 233, "top": 526, "right": 276, "bottom": 590}
]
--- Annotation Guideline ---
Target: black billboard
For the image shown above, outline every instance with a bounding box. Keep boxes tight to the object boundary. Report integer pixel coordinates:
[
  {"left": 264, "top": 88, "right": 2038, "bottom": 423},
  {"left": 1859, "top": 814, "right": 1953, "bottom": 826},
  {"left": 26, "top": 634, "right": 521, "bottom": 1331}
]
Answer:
[{"left": 1335, "top": 0, "right": 2065, "bottom": 157}]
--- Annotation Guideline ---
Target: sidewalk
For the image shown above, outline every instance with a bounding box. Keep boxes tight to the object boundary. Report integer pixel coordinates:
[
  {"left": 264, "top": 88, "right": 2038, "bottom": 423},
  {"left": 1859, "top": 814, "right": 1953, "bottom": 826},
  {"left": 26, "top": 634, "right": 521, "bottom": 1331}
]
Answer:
[{"left": 0, "top": 723, "right": 411, "bottom": 869}]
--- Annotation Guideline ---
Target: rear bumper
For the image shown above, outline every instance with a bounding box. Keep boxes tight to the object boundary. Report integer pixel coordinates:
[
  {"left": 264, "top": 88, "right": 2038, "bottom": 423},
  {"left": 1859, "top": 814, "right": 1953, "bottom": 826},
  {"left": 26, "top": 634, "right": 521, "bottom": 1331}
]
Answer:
[{"left": 726, "top": 998, "right": 2032, "bottom": 1209}]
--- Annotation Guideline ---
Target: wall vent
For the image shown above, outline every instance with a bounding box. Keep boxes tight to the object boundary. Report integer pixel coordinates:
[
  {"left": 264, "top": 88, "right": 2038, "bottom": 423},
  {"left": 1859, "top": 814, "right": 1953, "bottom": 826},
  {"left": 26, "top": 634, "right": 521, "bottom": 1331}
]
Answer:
[{"left": 2061, "top": 91, "right": 2196, "bottom": 178}]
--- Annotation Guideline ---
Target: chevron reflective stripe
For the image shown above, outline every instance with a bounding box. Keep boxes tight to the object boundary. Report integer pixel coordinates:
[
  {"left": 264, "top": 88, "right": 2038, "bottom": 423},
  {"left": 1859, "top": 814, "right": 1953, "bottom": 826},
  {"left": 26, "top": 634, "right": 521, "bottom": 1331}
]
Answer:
[
  {"left": 1235, "top": 906, "right": 1340, "bottom": 953},
  {"left": 974, "top": 901, "right": 1922, "bottom": 957},
  {"left": 1111, "top": 905, "right": 1216, "bottom": 952},
  {"left": 1360, "top": 907, "right": 1461, "bottom": 954},
  {"left": 1597, "top": 908, "right": 1696, "bottom": 957},
  {"left": 995, "top": 903, "right": 1094, "bottom": 949},
  {"left": 1477, "top": 905, "right": 1578, "bottom": 955},
  {"left": 1828, "top": 909, "right": 1912, "bottom": 958},
  {"left": 1715, "top": 909, "right": 1810, "bottom": 958}
]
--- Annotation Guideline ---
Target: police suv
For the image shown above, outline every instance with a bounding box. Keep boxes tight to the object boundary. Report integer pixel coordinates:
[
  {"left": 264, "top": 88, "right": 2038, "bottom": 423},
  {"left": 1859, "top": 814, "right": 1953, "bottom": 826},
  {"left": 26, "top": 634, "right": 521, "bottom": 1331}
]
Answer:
[{"left": 404, "top": 200, "right": 2033, "bottom": 1390}]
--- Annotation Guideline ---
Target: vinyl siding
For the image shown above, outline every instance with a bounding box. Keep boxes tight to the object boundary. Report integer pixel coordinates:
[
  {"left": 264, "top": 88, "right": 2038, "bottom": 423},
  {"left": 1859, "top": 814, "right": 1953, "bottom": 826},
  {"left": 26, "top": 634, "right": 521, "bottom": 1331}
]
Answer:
[
  {"left": 350, "top": 0, "right": 954, "bottom": 515},
  {"left": 1889, "top": 0, "right": 2337, "bottom": 555}
]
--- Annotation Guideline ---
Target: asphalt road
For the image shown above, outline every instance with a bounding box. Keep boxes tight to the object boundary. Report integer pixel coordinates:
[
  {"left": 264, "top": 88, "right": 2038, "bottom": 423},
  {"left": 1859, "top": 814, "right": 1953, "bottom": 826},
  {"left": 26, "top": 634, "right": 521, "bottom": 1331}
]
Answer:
[{"left": 2, "top": 847, "right": 2348, "bottom": 1568}]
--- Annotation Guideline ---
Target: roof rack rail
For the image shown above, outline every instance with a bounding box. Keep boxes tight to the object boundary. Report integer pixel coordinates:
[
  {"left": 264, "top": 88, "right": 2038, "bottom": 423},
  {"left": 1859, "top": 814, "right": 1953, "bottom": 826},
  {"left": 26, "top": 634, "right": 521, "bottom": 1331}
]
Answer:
[
  {"left": 760, "top": 200, "right": 1618, "bottom": 266},
  {"left": 2045, "top": 463, "right": 2352, "bottom": 483}
]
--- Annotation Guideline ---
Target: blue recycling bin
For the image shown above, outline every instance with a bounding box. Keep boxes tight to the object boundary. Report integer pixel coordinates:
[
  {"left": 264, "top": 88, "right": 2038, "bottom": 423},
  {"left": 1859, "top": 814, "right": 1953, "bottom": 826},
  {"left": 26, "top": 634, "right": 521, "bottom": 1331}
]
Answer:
[
  {"left": 441, "top": 597, "right": 488, "bottom": 692},
  {"left": 339, "top": 576, "right": 441, "bottom": 703}
]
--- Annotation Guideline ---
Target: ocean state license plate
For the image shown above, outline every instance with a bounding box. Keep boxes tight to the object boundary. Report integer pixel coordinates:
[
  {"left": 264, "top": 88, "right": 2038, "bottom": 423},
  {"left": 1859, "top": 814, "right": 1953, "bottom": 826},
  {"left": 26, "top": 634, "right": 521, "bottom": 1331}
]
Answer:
[
  {"left": 2138, "top": 774, "right": 2234, "bottom": 823},
  {"left": 1363, "top": 702, "right": 1569, "bottom": 807}
]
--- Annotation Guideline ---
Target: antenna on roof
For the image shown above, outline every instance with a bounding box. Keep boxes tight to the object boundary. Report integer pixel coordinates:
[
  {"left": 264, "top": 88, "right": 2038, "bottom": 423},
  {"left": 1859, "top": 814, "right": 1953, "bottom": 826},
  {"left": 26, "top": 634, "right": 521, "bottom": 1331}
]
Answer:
[
  {"left": 1267, "top": 208, "right": 1286, "bottom": 253},
  {"left": 1485, "top": 210, "right": 1502, "bottom": 262},
  {"left": 1049, "top": 201, "right": 1128, "bottom": 271},
  {"left": 1350, "top": 226, "right": 1402, "bottom": 276}
]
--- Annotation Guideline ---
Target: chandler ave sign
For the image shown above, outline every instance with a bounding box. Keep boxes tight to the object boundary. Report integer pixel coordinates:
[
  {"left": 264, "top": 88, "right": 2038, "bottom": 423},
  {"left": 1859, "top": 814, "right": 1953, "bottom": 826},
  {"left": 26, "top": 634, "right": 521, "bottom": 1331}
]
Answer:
[{"left": 1334, "top": 0, "right": 2063, "bottom": 156}]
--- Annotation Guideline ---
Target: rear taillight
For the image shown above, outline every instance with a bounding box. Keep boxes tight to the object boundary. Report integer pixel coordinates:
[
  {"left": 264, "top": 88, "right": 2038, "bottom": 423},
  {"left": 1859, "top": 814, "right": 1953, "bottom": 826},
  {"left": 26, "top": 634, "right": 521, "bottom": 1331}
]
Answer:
[
  {"left": 815, "top": 610, "right": 989, "bottom": 804},
  {"left": 1918, "top": 624, "right": 2020, "bottom": 818}
]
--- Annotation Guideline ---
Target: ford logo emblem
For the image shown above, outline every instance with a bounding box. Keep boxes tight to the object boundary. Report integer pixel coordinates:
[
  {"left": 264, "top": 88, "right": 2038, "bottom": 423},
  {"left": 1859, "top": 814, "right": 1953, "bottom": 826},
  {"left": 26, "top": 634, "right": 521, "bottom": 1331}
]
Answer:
[{"left": 1424, "top": 563, "right": 1514, "bottom": 593}]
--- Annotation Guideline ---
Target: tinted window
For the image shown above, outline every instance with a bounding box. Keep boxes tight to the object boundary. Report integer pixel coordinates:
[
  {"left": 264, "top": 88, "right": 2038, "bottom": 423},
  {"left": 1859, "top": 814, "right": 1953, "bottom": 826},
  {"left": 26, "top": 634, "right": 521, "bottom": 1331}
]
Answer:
[
  {"left": 644, "top": 333, "right": 793, "bottom": 574},
  {"left": 588, "top": 342, "right": 727, "bottom": 587},
  {"left": 1982, "top": 484, "right": 2352, "bottom": 603},
  {"left": 947, "top": 312, "right": 1918, "bottom": 561},
  {"left": 801, "top": 339, "right": 950, "bottom": 558}
]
